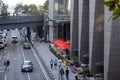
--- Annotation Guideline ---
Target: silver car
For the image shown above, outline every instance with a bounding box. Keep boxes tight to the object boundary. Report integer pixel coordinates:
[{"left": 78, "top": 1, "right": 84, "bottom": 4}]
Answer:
[{"left": 21, "top": 60, "right": 33, "bottom": 72}]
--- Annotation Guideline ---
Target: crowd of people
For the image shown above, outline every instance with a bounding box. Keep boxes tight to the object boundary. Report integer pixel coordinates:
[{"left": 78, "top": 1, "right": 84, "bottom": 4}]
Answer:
[
  {"left": 50, "top": 58, "right": 90, "bottom": 80},
  {"left": 50, "top": 58, "right": 69, "bottom": 80}
]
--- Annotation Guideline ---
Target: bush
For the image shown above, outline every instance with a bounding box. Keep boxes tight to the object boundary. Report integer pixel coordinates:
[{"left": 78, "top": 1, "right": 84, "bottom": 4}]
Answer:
[
  {"left": 49, "top": 47, "right": 57, "bottom": 54},
  {"left": 57, "top": 54, "right": 62, "bottom": 59},
  {"left": 83, "top": 67, "right": 90, "bottom": 74},
  {"left": 73, "top": 59, "right": 78, "bottom": 65},
  {"left": 49, "top": 47, "right": 63, "bottom": 59},
  {"left": 66, "top": 54, "right": 70, "bottom": 60}
]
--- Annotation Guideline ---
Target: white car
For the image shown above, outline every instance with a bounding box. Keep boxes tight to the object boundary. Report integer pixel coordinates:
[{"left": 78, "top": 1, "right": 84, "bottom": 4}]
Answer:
[{"left": 21, "top": 60, "right": 33, "bottom": 72}]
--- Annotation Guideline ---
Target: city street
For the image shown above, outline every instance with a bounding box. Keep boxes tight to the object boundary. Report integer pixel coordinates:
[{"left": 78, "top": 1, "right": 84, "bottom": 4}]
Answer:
[{"left": 0, "top": 30, "right": 50, "bottom": 80}]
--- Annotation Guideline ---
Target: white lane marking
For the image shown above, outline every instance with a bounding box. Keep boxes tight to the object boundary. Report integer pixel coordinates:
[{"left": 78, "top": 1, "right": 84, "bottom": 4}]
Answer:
[
  {"left": 0, "top": 52, "right": 2, "bottom": 60},
  {"left": 5, "top": 74, "right": 7, "bottom": 80},
  {"left": 21, "top": 45, "right": 31, "bottom": 80},
  {"left": 21, "top": 46, "right": 25, "bottom": 60},
  {"left": 27, "top": 73, "right": 31, "bottom": 80},
  {"left": 31, "top": 47, "right": 49, "bottom": 80}
]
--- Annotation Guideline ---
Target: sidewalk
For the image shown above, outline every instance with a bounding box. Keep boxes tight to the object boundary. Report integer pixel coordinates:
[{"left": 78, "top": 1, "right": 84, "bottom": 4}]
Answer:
[{"left": 33, "top": 41, "right": 75, "bottom": 80}]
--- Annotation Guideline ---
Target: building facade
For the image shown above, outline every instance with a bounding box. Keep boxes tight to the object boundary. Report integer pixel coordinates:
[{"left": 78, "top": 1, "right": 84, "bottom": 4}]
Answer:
[
  {"left": 48, "top": 0, "right": 70, "bottom": 42},
  {"left": 71, "top": 0, "right": 120, "bottom": 80}
]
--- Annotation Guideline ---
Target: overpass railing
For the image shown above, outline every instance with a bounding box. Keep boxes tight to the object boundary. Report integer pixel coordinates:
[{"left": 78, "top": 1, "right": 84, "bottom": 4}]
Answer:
[{"left": 0, "top": 16, "right": 44, "bottom": 24}]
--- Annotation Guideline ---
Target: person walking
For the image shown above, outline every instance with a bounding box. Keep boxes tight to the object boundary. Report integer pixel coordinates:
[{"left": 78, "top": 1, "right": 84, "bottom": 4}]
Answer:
[
  {"left": 75, "top": 73, "right": 78, "bottom": 80},
  {"left": 50, "top": 58, "right": 54, "bottom": 70},
  {"left": 54, "top": 59, "right": 57, "bottom": 69},
  {"left": 60, "top": 68, "right": 65, "bottom": 80},
  {"left": 63, "top": 59, "right": 67, "bottom": 67},
  {"left": 4, "top": 60, "right": 10, "bottom": 72},
  {"left": 65, "top": 67, "right": 69, "bottom": 80},
  {"left": 58, "top": 58, "right": 62, "bottom": 68}
]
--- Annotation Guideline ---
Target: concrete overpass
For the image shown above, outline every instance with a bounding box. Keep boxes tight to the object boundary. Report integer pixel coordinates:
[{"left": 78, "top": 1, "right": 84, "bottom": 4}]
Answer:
[{"left": 0, "top": 15, "right": 44, "bottom": 30}]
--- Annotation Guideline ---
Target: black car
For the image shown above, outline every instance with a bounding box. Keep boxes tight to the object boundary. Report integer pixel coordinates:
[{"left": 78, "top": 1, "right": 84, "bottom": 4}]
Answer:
[
  {"left": 21, "top": 60, "right": 33, "bottom": 72},
  {"left": 23, "top": 42, "right": 31, "bottom": 49}
]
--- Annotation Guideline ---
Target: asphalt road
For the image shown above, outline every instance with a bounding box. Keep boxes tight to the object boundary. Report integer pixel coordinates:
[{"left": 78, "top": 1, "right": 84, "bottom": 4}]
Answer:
[{"left": 0, "top": 29, "right": 49, "bottom": 80}]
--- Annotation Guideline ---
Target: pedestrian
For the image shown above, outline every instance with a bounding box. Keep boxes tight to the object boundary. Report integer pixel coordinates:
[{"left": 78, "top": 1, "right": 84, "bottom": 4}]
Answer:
[
  {"left": 58, "top": 58, "right": 62, "bottom": 68},
  {"left": 4, "top": 60, "right": 10, "bottom": 72},
  {"left": 54, "top": 59, "right": 57, "bottom": 69},
  {"left": 60, "top": 68, "right": 65, "bottom": 80},
  {"left": 75, "top": 73, "right": 78, "bottom": 80},
  {"left": 63, "top": 59, "right": 67, "bottom": 67},
  {"left": 65, "top": 67, "right": 69, "bottom": 80},
  {"left": 50, "top": 58, "right": 54, "bottom": 70}
]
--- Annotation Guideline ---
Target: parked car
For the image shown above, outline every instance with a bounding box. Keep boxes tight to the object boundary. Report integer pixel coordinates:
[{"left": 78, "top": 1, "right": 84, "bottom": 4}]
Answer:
[
  {"left": 21, "top": 60, "right": 33, "bottom": 72},
  {"left": 23, "top": 42, "right": 31, "bottom": 49}
]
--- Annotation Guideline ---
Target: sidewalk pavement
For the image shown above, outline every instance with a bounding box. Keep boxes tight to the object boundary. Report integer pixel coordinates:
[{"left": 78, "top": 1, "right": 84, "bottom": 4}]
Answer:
[{"left": 33, "top": 41, "right": 75, "bottom": 80}]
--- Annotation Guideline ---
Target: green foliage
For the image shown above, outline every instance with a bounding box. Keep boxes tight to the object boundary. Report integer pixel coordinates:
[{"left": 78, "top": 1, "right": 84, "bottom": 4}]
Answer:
[
  {"left": 104, "top": 0, "right": 120, "bottom": 20},
  {"left": 0, "top": 1, "right": 9, "bottom": 16},
  {"left": 66, "top": 54, "right": 70, "bottom": 60},
  {"left": 57, "top": 54, "right": 62, "bottom": 59},
  {"left": 49, "top": 47, "right": 57, "bottom": 54},
  {"left": 43, "top": 0, "right": 48, "bottom": 11},
  {"left": 83, "top": 67, "right": 90, "bottom": 74},
  {"left": 14, "top": 0, "right": 48, "bottom": 15},
  {"left": 73, "top": 59, "right": 78, "bottom": 65},
  {"left": 49, "top": 47, "right": 63, "bottom": 59}
]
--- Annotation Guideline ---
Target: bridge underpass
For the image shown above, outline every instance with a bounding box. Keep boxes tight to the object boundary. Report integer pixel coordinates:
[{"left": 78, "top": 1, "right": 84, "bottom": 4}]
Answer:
[{"left": 0, "top": 16, "right": 44, "bottom": 40}]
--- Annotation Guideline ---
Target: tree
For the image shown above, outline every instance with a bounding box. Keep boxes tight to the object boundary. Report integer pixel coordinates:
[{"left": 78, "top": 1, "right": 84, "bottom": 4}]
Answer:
[
  {"left": 14, "top": 3, "right": 24, "bottom": 13},
  {"left": 104, "top": 0, "right": 120, "bottom": 20},
  {"left": 0, "top": 1, "right": 9, "bottom": 16},
  {"left": 14, "top": 4, "right": 39, "bottom": 15},
  {"left": 43, "top": 0, "right": 48, "bottom": 13}
]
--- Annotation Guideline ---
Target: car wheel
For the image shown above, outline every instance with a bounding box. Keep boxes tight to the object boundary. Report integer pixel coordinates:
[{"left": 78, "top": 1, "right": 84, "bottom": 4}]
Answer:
[
  {"left": 21, "top": 70, "right": 23, "bottom": 72},
  {"left": 30, "top": 69, "right": 33, "bottom": 72}
]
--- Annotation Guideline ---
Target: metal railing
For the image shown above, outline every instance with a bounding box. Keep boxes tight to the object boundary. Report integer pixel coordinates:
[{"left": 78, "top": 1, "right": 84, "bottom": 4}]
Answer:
[{"left": 0, "top": 16, "right": 43, "bottom": 24}]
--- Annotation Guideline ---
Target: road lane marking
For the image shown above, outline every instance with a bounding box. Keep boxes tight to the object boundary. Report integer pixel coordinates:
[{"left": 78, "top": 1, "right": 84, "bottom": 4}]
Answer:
[
  {"left": 27, "top": 73, "right": 31, "bottom": 80},
  {"left": 5, "top": 74, "right": 7, "bottom": 80},
  {"left": 21, "top": 46, "right": 25, "bottom": 60},
  {"left": 0, "top": 52, "right": 2, "bottom": 60},
  {"left": 21, "top": 45, "right": 31, "bottom": 80},
  {"left": 31, "top": 47, "right": 49, "bottom": 80}
]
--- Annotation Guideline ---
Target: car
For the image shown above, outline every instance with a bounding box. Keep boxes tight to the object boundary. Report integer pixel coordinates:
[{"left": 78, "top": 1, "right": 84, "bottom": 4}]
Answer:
[
  {"left": 21, "top": 60, "right": 33, "bottom": 72},
  {"left": 11, "top": 36, "right": 18, "bottom": 43},
  {"left": 23, "top": 42, "right": 31, "bottom": 49}
]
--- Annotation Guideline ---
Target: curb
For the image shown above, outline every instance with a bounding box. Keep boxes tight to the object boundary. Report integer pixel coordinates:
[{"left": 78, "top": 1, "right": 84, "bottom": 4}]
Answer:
[{"left": 32, "top": 42, "right": 55, "bottom": 80}]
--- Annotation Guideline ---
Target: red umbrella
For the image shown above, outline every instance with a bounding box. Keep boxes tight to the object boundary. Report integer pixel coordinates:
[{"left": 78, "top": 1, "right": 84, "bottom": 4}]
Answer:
[
  {"left": 65, "top": 40, "right": 70, "bottom": 45},
  {"left": 54, "top": 40, "right": 64, "bottom": 46},
  {"left": 58, "top": 43, "right": 70, "bottom": 50}
]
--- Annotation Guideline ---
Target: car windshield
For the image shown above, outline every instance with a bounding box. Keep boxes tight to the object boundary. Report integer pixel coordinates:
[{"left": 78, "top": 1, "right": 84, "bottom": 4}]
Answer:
[
  {"left": 24, "top": 43, "right": 30, "bottom": 46},
  {"left": 24, "top": 61, "right": 31, "bottom": 65},
  {"left": 12, "top": 37, "right": 17, "bottom": 39}
]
